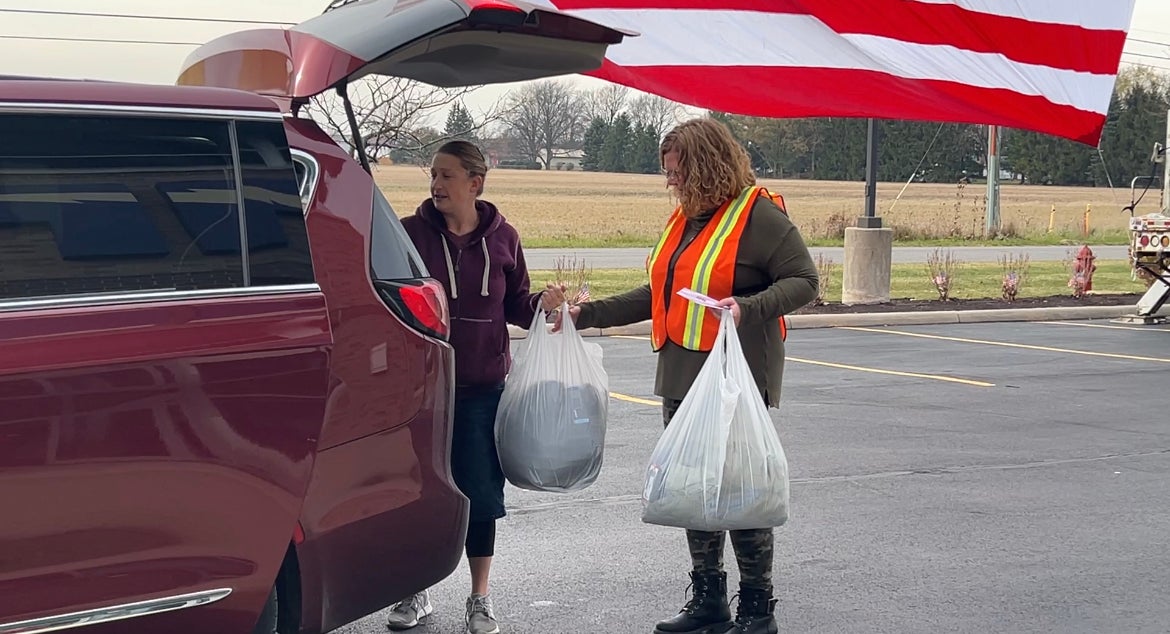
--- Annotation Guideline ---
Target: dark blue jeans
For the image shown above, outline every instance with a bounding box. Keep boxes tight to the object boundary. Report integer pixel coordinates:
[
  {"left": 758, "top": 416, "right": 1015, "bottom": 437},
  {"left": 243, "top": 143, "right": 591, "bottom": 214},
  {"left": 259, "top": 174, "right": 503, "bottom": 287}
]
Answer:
[{"left": 452, "top": 385, "right": 506, "bottom": 523}]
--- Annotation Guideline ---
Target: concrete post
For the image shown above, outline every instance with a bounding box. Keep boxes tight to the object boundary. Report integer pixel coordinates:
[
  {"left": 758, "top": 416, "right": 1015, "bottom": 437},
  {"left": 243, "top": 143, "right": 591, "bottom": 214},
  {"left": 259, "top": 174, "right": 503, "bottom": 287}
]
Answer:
[{"left": 842, "top": 227, "right": 894, "bottom": 304}]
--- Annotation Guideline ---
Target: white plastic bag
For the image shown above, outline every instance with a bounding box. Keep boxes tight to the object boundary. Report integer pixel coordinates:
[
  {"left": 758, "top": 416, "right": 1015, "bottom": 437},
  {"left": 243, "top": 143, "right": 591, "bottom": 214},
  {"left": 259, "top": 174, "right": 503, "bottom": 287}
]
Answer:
[
  {"left": 494, "top": 302, "right": 609, "bottom": 492},
  {"left": 641, "top": 309, "right": 789, "bottom": 530}
]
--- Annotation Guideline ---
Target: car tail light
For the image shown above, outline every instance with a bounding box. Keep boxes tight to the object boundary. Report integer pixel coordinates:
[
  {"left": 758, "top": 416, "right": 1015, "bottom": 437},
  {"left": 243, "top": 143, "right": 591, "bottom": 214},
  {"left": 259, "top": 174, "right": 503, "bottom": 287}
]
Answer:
[
  {"left": 1141, "top": 235, "right": 1150, "bottom": 247},
  {"left": 466, "top": 0, "right": 521, "bottom": 9},
  {"left": 466, "top": 0, "right": 527, "bottom": 26},
  {"left": 374, "top": 279, "right": 450, "bottom": 341}
]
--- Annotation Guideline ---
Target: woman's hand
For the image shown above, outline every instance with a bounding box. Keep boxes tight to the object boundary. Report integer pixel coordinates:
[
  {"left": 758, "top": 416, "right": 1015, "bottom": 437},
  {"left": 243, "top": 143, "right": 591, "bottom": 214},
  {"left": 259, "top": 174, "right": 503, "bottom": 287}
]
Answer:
[
  {"left": 551, "top": 304, "right": 581, "bottom": 333},
  {"left": 540, "top": 283, "right": 567, "bottom": 312},
  {"left": 713, "top": 297, "right": 741, "bottom": 325}
]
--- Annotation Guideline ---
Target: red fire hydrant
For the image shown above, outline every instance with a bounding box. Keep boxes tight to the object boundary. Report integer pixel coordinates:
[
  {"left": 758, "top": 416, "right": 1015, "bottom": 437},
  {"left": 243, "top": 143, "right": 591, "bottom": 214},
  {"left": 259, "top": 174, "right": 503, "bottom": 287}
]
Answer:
[{"left": 1070, "top": 245, "right": 1096, "bottom": 297}]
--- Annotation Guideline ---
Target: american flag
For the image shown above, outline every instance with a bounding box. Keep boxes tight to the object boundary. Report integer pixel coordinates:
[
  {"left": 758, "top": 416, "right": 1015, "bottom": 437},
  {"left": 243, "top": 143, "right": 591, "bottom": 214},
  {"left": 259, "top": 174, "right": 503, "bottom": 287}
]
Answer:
[
  {"left": 574, "top": 282, "right": 591, "bottom": 304},
  {"left": 530, "top": 0, "right": 1134, "bottom": 145}
]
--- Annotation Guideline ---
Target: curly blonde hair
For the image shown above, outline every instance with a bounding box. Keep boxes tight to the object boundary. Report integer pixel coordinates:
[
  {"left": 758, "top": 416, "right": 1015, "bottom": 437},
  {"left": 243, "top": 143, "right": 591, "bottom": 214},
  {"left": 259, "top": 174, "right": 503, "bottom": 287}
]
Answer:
[{"left": 660, "top": 117, "right": 755, "bottom": 217}]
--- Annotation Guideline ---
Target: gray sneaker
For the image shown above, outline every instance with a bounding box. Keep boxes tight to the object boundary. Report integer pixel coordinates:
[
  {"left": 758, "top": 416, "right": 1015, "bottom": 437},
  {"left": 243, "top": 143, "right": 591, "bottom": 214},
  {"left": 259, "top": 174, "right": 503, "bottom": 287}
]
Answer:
[
  {"left": 465, "top": 593, "right": 500, "bottom": 634},
  {"left": 385, "top": 590, "right": 433, "bottom": 630}
]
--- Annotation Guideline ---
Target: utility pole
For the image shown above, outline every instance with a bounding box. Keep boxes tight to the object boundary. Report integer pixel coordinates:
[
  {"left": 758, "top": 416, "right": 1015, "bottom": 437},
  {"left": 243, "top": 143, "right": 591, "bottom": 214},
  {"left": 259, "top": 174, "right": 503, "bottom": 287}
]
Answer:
[
  {"left": 985, "top": 124, "right": 1001, "bottom": 235},
  {"left": 1164, "top": 112, "right": 1170, "bottom": 214}
]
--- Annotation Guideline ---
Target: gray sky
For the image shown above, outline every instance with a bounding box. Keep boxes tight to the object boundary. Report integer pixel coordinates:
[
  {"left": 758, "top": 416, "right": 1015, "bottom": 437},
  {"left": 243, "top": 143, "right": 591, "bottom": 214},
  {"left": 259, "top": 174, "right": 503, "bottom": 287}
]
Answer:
[{"left": 1, "top": 0, "right": 1167, "bottom": 126}]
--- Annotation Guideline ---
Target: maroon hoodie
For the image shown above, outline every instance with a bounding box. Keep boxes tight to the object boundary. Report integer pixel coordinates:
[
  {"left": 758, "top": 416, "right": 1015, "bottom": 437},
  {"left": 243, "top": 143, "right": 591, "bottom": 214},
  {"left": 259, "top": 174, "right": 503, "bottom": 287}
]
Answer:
[{"left": 401, "top": 198, "right": 542, "bottom": 391}]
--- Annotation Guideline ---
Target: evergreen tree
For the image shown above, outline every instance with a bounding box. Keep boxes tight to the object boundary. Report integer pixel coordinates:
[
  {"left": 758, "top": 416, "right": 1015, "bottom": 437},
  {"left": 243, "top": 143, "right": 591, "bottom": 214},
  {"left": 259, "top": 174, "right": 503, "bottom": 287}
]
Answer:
[
  {"left": 632, "top": 122, "right": 661, "bottom": 174},
  {"left": 581, "top": 117, "right": 608, "bottom": 171},
  {"left": 443, "top": 102, "right": 478, "bottom": 143},
  {"left": 601, "top": 113, "right": 633, "bottom": 173}
]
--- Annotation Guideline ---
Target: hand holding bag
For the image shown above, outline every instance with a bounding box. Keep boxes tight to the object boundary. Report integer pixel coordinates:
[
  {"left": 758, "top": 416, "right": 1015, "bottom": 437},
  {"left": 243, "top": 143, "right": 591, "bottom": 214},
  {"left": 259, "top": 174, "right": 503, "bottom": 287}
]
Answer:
[{"left": 494, "top": 302, "right": 609, "bottom": 492}]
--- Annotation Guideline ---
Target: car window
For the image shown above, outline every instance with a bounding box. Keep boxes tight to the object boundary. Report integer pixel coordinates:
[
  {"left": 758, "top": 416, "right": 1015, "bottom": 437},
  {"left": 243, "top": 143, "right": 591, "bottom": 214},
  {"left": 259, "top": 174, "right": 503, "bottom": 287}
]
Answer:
[
  {"left": 0, "top": 113, "right": 245, "bottom": 301},
  {"left": 291, "top": 151, "right": 318, "bottom": 211},
  {"left": 370, "top": 188, "right": 427, "bottom": 280},
  {"left": 234, "top": 121, "right": 316, "bottom": 286}
]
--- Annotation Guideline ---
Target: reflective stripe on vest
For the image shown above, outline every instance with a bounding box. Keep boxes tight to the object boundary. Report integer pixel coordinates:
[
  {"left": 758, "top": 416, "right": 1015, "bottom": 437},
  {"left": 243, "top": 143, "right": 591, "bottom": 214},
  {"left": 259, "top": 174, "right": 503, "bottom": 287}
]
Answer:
[{"left": 647, "top": 186, "right": 760, "bottom": 352}]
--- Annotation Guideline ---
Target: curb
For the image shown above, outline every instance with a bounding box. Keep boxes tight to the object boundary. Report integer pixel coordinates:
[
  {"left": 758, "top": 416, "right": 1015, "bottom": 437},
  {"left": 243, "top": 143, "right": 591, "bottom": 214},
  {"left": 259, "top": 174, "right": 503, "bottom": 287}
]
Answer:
[{"left": 507, "top": 304, "right": 1162, "bottom": 339}]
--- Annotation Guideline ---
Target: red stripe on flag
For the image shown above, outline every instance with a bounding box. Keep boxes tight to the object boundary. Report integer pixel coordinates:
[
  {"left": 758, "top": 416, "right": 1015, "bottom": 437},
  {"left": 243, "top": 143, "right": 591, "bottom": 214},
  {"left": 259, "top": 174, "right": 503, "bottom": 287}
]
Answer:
[
  {"left": 550, "top": 0, "right": 1126, "bottom": 75},
  {"left": 588, "top": 61, "right": 1107, "bottom": 145}
]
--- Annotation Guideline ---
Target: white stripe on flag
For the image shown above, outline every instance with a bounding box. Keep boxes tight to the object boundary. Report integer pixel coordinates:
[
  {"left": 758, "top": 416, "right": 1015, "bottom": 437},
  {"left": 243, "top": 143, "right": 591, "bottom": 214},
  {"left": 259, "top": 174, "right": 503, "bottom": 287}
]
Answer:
[
  {"left": 562, "top": 9, "right": 1117, "bottom": 114},
  {"left": 908, "top": 0, "right": 1134, "bottom": 32}
]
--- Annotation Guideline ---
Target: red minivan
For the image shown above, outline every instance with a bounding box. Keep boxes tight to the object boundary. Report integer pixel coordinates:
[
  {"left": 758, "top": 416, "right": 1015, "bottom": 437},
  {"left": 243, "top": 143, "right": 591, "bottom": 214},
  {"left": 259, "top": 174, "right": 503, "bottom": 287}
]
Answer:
[{"left": 0, "top": 2, "right": 629, "bottom": 633}]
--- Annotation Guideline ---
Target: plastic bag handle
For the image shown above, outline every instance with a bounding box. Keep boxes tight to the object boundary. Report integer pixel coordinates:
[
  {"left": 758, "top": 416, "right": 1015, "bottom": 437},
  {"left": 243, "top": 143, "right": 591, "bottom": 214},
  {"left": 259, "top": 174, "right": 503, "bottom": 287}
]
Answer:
[{"left": 705, "top": 308, "right": 734, "bottom": 380}]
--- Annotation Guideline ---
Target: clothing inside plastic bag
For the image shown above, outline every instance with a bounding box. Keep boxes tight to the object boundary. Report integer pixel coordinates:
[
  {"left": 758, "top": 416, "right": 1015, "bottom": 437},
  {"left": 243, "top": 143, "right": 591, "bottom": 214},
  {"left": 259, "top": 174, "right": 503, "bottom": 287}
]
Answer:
[
  {"left": 495, "top": 304, "right": 609, "bottom": 492},
  {"left": 642, "top": 309, "right": 789, "bottom": 531}
]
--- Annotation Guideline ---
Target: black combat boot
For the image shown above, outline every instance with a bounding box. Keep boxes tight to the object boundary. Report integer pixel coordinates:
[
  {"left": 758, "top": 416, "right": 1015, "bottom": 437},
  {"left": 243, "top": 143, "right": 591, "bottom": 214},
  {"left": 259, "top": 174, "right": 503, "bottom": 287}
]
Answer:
[
  {"left": 722, "top": 586, "right": 778, "bottom": 634},
  {"left": 653, "top": 571, "right": 733, "bottom": 634}
]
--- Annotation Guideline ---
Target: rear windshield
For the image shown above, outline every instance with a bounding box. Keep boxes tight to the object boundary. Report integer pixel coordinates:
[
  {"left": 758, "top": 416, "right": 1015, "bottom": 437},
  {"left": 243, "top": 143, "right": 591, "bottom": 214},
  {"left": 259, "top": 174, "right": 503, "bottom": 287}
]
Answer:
[
  {"left": 370, "top": 187, "right": 427, "bottom": 280},
  {"left": 0, "top": 112, "right": 314, "bottom": 302}
]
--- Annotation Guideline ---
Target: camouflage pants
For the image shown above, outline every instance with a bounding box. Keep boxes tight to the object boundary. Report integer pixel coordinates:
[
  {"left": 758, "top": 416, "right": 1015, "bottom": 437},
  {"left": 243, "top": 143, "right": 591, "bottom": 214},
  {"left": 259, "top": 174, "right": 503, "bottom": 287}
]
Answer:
[{"left": 662, "top": 398, "right": 775, "bottom": 592}]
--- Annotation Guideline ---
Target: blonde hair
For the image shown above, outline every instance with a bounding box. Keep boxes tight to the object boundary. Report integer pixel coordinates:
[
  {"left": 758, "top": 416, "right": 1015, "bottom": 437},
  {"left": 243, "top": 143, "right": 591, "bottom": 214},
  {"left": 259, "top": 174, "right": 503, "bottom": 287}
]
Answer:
[
  {"left": 436, "top": 140, "right": 488, "bottom": 196},
  {"left": 660, "top": 117, "right": 755, "bottom": 217}
]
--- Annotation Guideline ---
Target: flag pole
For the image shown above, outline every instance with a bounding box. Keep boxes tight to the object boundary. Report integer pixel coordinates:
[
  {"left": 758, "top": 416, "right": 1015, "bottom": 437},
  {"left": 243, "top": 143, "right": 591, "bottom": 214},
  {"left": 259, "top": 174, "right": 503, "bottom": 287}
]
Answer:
[{"left": 860, "top": 118, "right": 881, "bottom": 228}]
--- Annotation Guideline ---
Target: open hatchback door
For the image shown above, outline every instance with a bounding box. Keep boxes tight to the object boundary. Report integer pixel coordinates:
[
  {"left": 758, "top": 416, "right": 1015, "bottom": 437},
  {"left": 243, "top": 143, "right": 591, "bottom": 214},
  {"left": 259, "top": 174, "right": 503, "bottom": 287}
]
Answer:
[{"left": 178, "top": 0, "right": 633, "bottom": 109}]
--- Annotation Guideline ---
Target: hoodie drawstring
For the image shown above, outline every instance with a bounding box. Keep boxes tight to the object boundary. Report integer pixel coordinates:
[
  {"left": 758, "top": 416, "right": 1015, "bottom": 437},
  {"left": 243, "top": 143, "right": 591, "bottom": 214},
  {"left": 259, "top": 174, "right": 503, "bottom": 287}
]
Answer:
[
  {"left": 440, "top": 237, "right": 458, "bottom": 300},
  {"left": 440, "top": 236, "right": 490, "bottom": 299},
  {"left": 480, "top": 239, "right": 490, "bottom": 297}
]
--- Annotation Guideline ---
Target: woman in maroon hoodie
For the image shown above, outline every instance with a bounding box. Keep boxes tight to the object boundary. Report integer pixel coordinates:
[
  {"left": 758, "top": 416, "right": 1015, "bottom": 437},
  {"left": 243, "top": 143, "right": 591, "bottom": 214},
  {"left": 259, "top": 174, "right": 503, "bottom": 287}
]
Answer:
[{"left": 387, "top": 140, "right": 563, "bottom": 634}]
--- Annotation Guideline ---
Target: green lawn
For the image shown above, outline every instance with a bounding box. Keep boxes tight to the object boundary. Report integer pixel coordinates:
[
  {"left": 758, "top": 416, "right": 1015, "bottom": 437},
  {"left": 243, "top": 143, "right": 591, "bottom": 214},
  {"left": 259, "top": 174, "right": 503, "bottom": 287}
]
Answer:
[
  {"left": 530, "top": 260, "right": 1146, "bottom": 303},
  {"left": 528, "top": 232, "right": 1131, "bottom": 249}
]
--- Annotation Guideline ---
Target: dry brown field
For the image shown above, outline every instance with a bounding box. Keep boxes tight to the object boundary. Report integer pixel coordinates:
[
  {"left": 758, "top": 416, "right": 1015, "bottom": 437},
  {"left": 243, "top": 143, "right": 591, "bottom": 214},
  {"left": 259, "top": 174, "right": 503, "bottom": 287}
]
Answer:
[{"left": 373, "top": 164, "right": 1134, "bottom": 247}]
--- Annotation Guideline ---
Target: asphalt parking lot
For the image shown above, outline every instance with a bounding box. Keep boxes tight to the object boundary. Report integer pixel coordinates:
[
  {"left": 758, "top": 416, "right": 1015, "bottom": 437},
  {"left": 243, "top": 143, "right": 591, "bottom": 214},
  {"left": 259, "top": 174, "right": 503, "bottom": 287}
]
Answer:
[{"left": 333, "top": 318, "right": 1170, "bottom": 634}]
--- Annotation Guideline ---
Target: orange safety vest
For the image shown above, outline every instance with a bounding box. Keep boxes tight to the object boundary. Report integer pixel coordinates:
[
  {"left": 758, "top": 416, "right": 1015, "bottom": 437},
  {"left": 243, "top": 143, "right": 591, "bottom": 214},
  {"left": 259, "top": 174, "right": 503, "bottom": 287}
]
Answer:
[{"left": 647, "top": 185, "right": 789, "bottom": 351}]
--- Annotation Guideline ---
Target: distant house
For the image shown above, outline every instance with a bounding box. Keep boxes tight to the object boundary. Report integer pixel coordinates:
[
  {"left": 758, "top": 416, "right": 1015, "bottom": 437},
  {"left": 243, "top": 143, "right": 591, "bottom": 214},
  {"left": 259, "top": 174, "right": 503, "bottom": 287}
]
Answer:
[
  {"left": 479, "top": 136, "right": 531, "bottom": 168},
  {"left": 548, "top": 148, "right": 584, "bottom": 171}
]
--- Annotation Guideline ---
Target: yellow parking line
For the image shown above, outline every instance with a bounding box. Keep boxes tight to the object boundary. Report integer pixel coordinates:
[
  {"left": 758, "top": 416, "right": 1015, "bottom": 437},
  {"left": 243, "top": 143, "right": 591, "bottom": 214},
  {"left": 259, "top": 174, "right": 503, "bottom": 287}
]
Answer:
[
  {"left": 609, "top": 392, "right": 660, "bottom": 406},
  {"left": 790, "top": 357, "right": 992, "bottom": 388},
  {"left": 1039, "top": 321, "right": 1170, "bottom": 333},
  {"left": 788, "top": 357, "right": 995, "bottom": 387},
  {"left": 608, "top": 336, "right": 992, "bottom": 388},
  {"left": 840, "top": 326, "right": 1170, "bottom": 364}
]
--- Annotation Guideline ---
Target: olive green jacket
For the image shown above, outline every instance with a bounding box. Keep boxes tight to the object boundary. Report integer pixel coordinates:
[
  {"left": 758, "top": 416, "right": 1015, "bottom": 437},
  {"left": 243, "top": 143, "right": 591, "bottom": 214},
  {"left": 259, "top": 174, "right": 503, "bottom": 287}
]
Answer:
[{"left": 576, "top": 195, "right": 818, "bottom": 406}]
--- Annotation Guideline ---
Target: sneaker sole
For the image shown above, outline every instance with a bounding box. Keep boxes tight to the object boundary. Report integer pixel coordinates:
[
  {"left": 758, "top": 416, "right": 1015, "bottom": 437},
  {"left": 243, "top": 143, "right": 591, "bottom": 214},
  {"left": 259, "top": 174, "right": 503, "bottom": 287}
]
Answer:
[
  {"left": 387, "top": 604, "right": 434, "bottom": 631},
  {"left": 466, "top": 622, "right": 499, "bottom": 634}
]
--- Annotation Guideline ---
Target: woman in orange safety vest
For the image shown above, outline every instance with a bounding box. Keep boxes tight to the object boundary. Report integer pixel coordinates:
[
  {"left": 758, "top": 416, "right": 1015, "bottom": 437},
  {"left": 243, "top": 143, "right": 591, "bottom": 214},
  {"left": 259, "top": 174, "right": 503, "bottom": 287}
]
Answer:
[{"left": 559, "top": 117, "right": 819, "bottom": 634}]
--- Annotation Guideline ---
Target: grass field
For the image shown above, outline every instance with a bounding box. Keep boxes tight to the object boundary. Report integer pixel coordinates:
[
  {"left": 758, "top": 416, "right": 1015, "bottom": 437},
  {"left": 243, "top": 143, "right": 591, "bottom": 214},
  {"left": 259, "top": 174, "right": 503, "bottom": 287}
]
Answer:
[
  {"left": 374, "top": 164, "right": 1136, "bottom": 248},
  {"left": 528, "top": 260, "right": 1148, "bottom": 303}
]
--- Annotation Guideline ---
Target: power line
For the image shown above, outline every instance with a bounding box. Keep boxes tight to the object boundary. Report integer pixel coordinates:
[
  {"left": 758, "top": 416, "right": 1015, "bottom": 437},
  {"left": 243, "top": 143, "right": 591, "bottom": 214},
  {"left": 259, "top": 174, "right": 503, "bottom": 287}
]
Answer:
[
  {"left": 1123, "top": 50, "right": 1170, "bottom": 61},
  {"left": 1133, "top": 27, "right": 1170, "bottom": 39},
  {"left": 0, "top": 34, "right": 203, "bottom": 46},
  {"left": 1128, "top": 37, "right": 1170, "bottom": 48},
  {"left": 0, "top": 8, "right": 294, "bottom": 26},
  {"left": 1120, "top": 59, "right": 1170, "bottom": 72}
]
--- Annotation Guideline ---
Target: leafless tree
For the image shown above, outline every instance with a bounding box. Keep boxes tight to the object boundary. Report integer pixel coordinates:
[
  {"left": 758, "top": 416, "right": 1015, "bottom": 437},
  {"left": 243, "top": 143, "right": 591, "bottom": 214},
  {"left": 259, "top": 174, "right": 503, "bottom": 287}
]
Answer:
[
  {"left": 502, "top": 79, "right": 583, "bottom": 168},
  {"left": 304, "top": 76, "right": 505, "bottom": 162},
  {"left": 581, "top": 84, "right": 629, "bottom": 125},
  {"left": 628, "top": 93, "right": 685, "bottom": 140}
]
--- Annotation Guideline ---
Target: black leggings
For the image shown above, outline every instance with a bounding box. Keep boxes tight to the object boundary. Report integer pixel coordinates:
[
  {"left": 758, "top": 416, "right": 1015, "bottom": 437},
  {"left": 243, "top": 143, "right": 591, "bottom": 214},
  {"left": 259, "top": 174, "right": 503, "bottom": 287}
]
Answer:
[{"left": 465, "top": 519, "right": 496, "bottom": 558}]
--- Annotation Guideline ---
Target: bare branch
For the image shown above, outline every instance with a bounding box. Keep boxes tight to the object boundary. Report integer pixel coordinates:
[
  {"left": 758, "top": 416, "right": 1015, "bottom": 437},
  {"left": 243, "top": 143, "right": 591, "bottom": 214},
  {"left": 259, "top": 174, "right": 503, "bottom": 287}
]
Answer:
[
  {"left": 581, "top": 84, "right": 629, "bottom": 125},
  {"left": 304, "top": 75, "right": 488, "bottom": 161},
  {"left": 628, "top": 93, "right": 685, "bottom": 140},
  {"left": 500, "top": 79, "right": 584, "bottom": 168}
]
